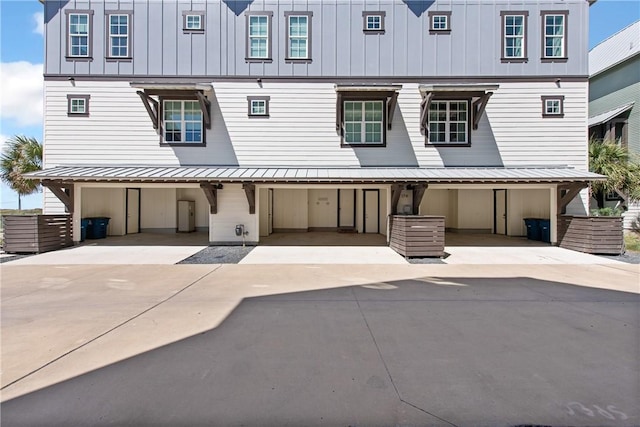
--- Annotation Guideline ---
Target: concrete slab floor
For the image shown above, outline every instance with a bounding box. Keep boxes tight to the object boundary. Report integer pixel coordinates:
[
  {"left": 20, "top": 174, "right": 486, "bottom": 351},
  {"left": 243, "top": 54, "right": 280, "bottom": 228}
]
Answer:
[{"left": 1, "top": 263, "right": 638, "bottom": 426}]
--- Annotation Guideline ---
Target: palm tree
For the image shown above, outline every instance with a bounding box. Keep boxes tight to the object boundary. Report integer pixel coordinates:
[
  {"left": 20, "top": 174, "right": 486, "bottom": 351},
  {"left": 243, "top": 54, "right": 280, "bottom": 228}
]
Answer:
[
  {"left": 0, "top": 136, "right": 43, "bottom": 210},
  {"left": 589, "top": 138, "right": 640, "bottom": 209}
]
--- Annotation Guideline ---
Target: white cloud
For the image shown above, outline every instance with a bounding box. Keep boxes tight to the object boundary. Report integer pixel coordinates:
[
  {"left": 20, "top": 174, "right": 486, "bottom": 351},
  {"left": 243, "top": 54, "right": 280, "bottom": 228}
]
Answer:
[
  {"left": 33, "top": 12, "right": 44, "bottom": 36},
  {"left": 0, "top": 134, "right": 8, "bottom": 155},
  {"left": 0, "top": 62, "right": 43, "bottom": 127}
]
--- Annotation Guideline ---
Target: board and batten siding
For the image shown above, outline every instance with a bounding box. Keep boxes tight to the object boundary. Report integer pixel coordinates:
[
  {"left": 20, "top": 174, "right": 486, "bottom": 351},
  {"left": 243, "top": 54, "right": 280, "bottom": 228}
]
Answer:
[
  {"left": 44, "top": 0, "right": 589, "bottom": 78},
  {"left": 44, "top": 80, "right": 588, "bottom": 170}
]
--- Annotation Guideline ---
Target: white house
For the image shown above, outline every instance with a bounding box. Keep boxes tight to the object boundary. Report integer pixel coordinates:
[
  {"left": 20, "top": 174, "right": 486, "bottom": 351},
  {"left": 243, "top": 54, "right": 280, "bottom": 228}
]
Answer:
[{"left": 34, "top": 0, "right": 600, "bottom": 246}]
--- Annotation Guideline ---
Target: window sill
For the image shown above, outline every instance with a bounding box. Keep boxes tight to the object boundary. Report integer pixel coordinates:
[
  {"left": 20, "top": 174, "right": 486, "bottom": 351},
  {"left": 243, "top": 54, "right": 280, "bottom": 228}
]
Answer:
[
  {"left": 245, "top": 58, "right": 273, "bottom": 63},
  {"left": 248, "top": 114, "right": 270, "bottom": 118},
  {"left": 341, "top": 143, "right": 386, "bottom": 148},
  {"left": 542, "top": 114, "right": 564, "bottom": 118},
  {"left": 106, "top": 57, "right": 132, "bottom": 62},
  {"left": 363, "top": 29, "right": 385, "bottom": 34},
  {"left": 500, "top": 57, "right": 528, "bottom": 63},
  {"left": 541, "top": 57, "right": 568, "bottom": 63},
  {"left": 67, "top": 113, "right": 89, "bottom": 117},
  {"left": 183, "top": 29, "right": 205, "bottom": 34},
  {"left": 160, "top": 142, "right": 207, "bottom": 147},
  {"left": 429, "top": 29, "right": 451, "bottom": 34},
  {"left": 65, "top": 56, "right": 93, "bottom": 62},
  {"left": 285, "top": 58, "right": 312, "bottom": 63},
  {"left": 426, "top": 143, "right": 471, "bottom": 147}
]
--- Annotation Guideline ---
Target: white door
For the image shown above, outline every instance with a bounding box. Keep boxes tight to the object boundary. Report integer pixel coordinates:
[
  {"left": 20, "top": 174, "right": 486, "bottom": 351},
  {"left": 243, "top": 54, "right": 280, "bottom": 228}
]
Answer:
[
  {"left": 363, "top": 190, "right": 379, "bottom": 234},
  {"left": 494, "top": 189, "right": 507, "bottom": 235},
  {"left": 338, "top": 189, "right": 355, "bottom": 228},
  {"left": 126, "top": 188, "right": 140, "bottom": 234}
]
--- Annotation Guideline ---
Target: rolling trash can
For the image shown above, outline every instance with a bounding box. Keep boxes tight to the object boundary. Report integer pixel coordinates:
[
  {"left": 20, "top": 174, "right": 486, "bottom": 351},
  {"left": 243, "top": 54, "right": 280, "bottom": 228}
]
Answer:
[
  {"left": 523, "top": 218, "right": 541, "bottom": 241},
  {"left": 86, "top": 217, "right": 110, "bottom": 239},
  {"left": 538, "top": 219, "right": 551, "bottom": 243},
  {"left": 80, "top": 218, "right": 90, "bottom": 241}
]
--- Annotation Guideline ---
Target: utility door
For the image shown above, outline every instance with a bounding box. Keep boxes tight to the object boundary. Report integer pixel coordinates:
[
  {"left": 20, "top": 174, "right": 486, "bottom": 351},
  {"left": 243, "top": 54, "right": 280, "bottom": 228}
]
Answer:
[
  {"left": 126, "top": 188, "right": 140, "bottom": 234},
  {"left": 338, "top": 189, "right": 356, "bottom": 228},
  {"left": 494, "top": 189, "right": 507, "bottom": 235},
  {"left": 363, "top": 189, "right": 380, "bottom": 234}
]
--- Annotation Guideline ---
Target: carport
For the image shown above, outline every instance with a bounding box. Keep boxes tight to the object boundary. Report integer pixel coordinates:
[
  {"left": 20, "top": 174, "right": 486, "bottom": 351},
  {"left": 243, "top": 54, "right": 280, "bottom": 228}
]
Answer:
[{"left": 31, "top": 166, "right": 602, "bottom": 248}]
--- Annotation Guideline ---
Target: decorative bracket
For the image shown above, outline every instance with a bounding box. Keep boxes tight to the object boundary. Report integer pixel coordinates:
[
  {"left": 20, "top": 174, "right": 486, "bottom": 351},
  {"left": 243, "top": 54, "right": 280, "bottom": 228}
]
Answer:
[
  {"left": 412, "top": 184, "right": 428, "bottom": 215},
  {"left": 390, "top": 184, "right": 404, "bottom": 215},
  {"left": 200, "top": 182, "right": 218, "bottom": 214},
  {"left": 472, "top": 92, "right": 493, "bottom": 130},
  {"left": 419, "top": 92, "right": 434, "bottom": 136},
  {"left": 557, "top": 183, "right": 587, "bottom": 213},
  {"left": 136, "top": 91, "right": 159, "bottom": 130},
  {"left": 243, "top": 184, "right": 256, "bottom": 214},
  {"left": 42, "top": 180, "right": 74, "bottom": 213}
]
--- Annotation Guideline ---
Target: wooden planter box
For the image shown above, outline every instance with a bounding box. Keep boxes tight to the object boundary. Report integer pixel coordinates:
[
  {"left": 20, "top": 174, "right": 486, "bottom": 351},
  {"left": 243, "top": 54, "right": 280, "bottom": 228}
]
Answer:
[
  {"left": 389, "top": 215, "right": 445, "bottom": 257},
  {"left": 557, "top": 215, "right": 623, "bottom": 255},
  {"left": 2, "top": 215, "right": 73, "bottom": 254}
]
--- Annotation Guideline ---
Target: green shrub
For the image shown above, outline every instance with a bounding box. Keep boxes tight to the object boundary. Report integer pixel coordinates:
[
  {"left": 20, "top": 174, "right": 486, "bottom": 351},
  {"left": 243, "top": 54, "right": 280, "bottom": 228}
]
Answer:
[{"left": 590, "top": 207, "right": 624, "bottom": 217}]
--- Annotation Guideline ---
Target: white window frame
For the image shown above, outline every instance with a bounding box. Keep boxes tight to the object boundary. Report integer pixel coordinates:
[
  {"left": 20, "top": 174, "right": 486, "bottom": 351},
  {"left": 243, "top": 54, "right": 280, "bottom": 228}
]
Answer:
[
  {"left": 185, "top": 14, "right": 202, "bottom": 30},
  {"left": 162, "top": 100, "right": 203, "bottom": 144},
  {"left": 432, "top": 15, "right": 448, "bottom": 30},
  {"left": 366, "top": 15, "right": 382, "bottom": 30},
  {"left": 362, "top": 11, "right": 385, "bottom": 33},
  {"left": 67, "top": 94, "right": 90, "bottom": 116},
  {"left": 343, "top": 100, "right": 385, "bottom": 146},
  {"left": 542, "top": 12, "right": 567, "bottom": 59},
  {"left": 541, "top": 96, "right": 564, "bottom": 118},
  {"left": 246, "top": 13, "right": 272, "bottom": 60},
  {"left": 286, "top": 14, "right": 310, "bottom": 60},
  {"left": 428, "top": 100, "right": 469, "bottom": 145},
  {"left": 247, "top": 96, "right": 270, "bottom": 117},
  {"left": 502, "top": 13, "right": 527, "bottom": 59},
  {"left": 108, "top": 14, "right": 129, "bottom": 58},
  {"left": 68, "top": 12, "right": 91, "bottom": 57}
]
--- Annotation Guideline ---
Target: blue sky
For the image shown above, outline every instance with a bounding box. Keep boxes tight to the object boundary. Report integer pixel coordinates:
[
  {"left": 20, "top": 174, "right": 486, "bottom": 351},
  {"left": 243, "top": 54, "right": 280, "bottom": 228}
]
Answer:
[{"left": 1, "top": 0, "right": 639, "bottom": 209}]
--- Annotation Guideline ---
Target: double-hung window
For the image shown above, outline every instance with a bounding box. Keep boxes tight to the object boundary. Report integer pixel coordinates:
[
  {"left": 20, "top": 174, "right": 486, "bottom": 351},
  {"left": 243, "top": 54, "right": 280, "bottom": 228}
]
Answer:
[
  {"left": 500, "top": 11, "right": 528, "bottom": 61},
  {"left": 542, "top": 11, "right": 568, "bottom": 60},
  {"left": 163, "top": 100, "right": 203, "bottom": 144},
  {"left": 428, "top": 101, "right": 469, "bottom": 144},
  {"left": 66, "top": 11, "right": 93, "bottom": 59},
  {"left": 107, "top": 13, "right": 131, "bottom": 59},
  {"left": 344, "top": 101, "right": 384, "bottom": 145},
  {"left": 246, "top": 12, "right": 273, "bottom": 61},
  {"left": 285, "top": 12, "right": 312, "bottom": 60}
]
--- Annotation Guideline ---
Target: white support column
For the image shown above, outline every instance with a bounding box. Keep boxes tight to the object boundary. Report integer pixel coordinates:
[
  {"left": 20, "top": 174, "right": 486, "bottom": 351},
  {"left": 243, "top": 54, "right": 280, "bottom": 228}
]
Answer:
[
  {"left": 73, "top": 185, "right": 82, "bottom": 243},
  {"left": 550, "top": 186, "right": 557, "bottom": 244}
]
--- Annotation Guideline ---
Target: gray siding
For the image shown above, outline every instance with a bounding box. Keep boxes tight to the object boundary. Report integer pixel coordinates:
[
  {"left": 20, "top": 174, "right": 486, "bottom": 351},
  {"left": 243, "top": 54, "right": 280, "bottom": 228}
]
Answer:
[
  {"left": 589, "top": 56, "right": 640, "bottom": 155},
  {"left": 44, "top": 0, "right": 589, "bottom": 78}
]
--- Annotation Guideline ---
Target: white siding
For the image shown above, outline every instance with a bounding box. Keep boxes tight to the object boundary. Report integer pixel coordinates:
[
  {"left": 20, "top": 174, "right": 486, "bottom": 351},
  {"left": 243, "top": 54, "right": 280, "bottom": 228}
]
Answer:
[
  {"left": 508, "top": 189, "right": 551, "bottom": 236},
  {"left": 81, "top": 188, "right": 126, "bottom": 235},
  {"left": 210, "top": 184, "right": 257, "bottom": 244},
  {"left": 44, "top": 80, "right": 588, "bottom": 170}
]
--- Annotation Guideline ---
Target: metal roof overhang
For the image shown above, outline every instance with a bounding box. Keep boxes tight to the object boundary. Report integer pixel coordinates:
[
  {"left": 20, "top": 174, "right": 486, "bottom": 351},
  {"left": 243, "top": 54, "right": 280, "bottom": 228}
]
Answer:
[
  {"left": 130, "top": 82, "right": 213, "bottom": 91},
  {"left": 588, "top": 102, "right": 635, "bottom": 127},
  {"left": 419, "top": 83, "right": 500, "bottom": 93},
  {"left": 29, "top": 166, "right": 605, "bottom": 185}
]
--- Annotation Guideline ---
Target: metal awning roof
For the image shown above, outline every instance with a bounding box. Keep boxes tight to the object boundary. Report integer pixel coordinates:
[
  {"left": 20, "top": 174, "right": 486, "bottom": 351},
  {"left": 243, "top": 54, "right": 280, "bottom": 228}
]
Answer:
[
  {"left": 419, "top": 83, "right": 500, "bottom": 93},
  {"left": 30, "top": 166, "right": 604, "bottom": 184},
  {"left": 588, "top": 103, "right": 635, "bottom": 127}
]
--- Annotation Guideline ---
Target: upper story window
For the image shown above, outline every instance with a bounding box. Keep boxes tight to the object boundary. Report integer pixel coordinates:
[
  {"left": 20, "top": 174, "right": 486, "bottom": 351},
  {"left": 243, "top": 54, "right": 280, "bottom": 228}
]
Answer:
[
  {"left": 183, "top": 12, "right": 205, "bottom": 33},
  {"left": 542, "top": 96, "right": 564, "bottom": 118},
  {"left": 428, "top": 101, "right": 469, "bottom": 145},
  {"left": 245, "top": 12, "right": 273, "bottom": 61},
  {"left": 163, "top": 100, "right": 203, "bottom": 144},
  {"left": 542, "top": 11, "right": 568, "bottom": 61},
  {"left": 66, "top": 10, "right": 94, "bottom": 60},
  {"left": 285, "top": 12, "right": 312, "bottom": 61},
  {"left": 106, "top": 13, "right": 131, "bottom": 59},
  {"left": 362, "top": 11, "right": 385, "bottom": 33},
  {"left": 500, "top": 11, "right": 528, "bottom": 62},
  {"left": 344, "top": 101, "right": 384, "bottom": 145},
  {"left": 428, "top": 11, "right": 451, "bottom": 33},
  {"left": 67, "top": 95, "right": 90, "bottom": 117},
  {"left": 247, "top": 96, "right": 270, "bottom": 117}
]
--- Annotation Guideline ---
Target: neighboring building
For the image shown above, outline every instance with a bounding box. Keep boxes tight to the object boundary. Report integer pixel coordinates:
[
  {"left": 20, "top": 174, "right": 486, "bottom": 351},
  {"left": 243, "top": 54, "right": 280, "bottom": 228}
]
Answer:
[
  {"left": 589, "top": 20, "right": 640, "bottom": 229},
  {"left": 34, "top": 0, "right": 600, "bottom": 245}
]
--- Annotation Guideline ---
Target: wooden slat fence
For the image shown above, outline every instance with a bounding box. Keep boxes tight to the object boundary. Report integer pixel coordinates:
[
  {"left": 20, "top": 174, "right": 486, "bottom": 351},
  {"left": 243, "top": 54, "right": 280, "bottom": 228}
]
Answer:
[
  {"left": 389, "top": 215, "right": 445, "bottom": 257},
  {"left": 2, "top": 215, "right": 73, "bottom": 253},
  {"left": 557, "top": 215, "right": 623, "bottom": 255}
]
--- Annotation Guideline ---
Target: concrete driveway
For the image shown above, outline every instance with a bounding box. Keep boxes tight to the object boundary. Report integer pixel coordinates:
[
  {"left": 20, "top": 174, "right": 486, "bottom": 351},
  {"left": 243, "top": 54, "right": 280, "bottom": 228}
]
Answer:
[{"left": 2, "top": 262, "right": 638, "bottom": 426}]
